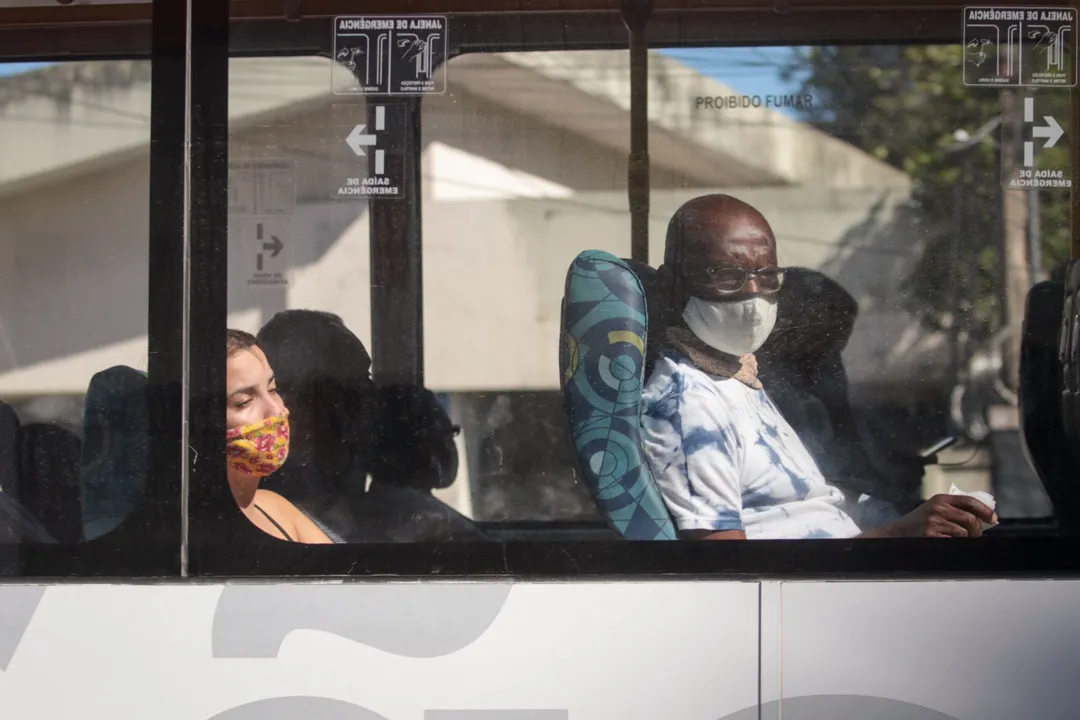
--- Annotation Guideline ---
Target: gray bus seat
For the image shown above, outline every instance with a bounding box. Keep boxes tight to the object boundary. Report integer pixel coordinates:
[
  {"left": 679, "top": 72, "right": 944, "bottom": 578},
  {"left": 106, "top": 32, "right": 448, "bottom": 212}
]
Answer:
[
  {"left": 369, "top": 385, "right": 459, "bottom": 491},
  {"left": 258, "top": 309, "right": 484, "bottom": 543},
  {"left": 257, "top": 310, "right": 376, "bottom": 541},
  {"left": 0, "top": 490, "right": 55, "bottom": 544},
  {"left": 756, "top": 268, "right": 922, "bottom": 511},
  {"left": 18, "top": 423, "right": 83, "bottom": 543},
  {"left": 79, "top": 366, "right": 149, "bottom": 541},
  {"left": 0, "top": 402, "right": 18, "bottom": 497},
  {"left": 0, "top": 402, "right": 59, "bottom": 544},
  {"left": 361, "top": 384, "right": 486, "bottom": 543},
  {"left": 1020, "top": 280, "right": 1076, "bottom": 529},
  {"left": 1062, "top": 261, "right": 1079, "bottom": 459}
]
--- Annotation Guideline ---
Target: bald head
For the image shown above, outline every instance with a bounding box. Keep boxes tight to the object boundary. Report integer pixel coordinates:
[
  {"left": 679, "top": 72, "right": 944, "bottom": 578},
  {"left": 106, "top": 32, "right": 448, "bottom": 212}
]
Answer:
[
  {"left": 665, "top": 195, "right": 776, "bottom": 270},
  {"left": 662, "top": 194, "right": 779, "bottom": 307}
]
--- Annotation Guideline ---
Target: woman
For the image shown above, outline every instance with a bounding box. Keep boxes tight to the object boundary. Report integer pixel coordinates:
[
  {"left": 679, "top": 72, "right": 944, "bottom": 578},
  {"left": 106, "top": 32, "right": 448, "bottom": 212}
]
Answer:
[{"left": 225, "top": 329, "right": 332, "bottom": 544}]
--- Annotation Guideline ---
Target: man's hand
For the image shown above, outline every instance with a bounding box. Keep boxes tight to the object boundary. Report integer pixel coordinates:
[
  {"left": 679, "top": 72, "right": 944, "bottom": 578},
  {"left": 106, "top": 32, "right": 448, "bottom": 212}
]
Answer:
[{"left": 860, "top": 494, "right": 998, "bottom": 538}]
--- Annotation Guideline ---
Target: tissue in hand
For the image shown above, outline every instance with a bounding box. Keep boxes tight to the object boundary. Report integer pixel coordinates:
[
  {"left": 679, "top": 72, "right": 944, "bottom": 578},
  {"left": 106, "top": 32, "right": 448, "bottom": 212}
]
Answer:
[{"left": 949, "top": 484, "right": 998, "bottom": 529}]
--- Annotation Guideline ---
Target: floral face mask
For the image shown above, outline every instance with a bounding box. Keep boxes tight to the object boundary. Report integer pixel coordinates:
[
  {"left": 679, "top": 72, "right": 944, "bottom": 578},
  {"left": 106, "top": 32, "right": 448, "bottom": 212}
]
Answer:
[{"left": 226, "top": 412, "right": 290, "bottom": 478}]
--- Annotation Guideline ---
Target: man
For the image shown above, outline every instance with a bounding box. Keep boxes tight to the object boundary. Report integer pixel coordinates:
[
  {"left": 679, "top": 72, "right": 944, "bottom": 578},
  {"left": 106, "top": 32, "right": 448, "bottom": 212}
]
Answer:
[{"left": 640, "top": 194, "right": 996, "bottom": 540}]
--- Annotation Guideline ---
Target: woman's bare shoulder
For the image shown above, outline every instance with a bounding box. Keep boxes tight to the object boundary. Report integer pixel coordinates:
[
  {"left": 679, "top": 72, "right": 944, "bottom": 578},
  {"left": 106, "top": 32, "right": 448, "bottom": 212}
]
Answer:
[
  {"left": 253, "top": 489, "right": 300, "bottom": 514},
  {"left": 253, "top": 489, "right": 332, "bottom": 544}
]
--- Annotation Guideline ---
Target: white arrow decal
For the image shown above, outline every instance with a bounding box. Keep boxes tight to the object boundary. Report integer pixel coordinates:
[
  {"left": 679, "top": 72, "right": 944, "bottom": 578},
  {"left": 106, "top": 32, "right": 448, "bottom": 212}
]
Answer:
[
  {"left": 346, "top": 124, "right": 377, "bottom": 156},
  {"left": 1033, "top": 115, "right": 1064, "bottom": 149}
]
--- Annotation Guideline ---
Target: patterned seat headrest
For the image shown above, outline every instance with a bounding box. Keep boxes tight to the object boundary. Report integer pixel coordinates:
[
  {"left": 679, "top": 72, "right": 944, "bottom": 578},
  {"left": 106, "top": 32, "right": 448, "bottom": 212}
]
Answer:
[{"left": 559, "top": 250, "right": 676, "bottom": 541}]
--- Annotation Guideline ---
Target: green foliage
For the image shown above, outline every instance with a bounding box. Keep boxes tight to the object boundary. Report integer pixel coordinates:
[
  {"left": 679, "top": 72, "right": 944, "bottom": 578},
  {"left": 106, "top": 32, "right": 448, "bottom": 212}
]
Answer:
[{"left": 782, "top": 45, "right": 1071, "bottom": 347}]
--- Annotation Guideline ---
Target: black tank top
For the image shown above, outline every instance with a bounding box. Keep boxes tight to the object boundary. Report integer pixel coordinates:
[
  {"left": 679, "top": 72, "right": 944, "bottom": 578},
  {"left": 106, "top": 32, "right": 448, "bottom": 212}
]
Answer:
[{"left": 254, "top": 503, "right": 294, "bottom": 542}]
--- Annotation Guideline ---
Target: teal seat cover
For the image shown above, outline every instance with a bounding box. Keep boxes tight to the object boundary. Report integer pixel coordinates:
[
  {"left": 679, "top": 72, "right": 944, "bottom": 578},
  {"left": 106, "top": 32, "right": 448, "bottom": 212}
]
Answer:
[{"left": 559, "top": 250, "right": 676, "bottom": 541}]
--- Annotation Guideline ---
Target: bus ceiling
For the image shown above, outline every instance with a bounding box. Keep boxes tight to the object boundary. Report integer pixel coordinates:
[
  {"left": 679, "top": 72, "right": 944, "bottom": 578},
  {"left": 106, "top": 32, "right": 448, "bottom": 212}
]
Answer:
[
  {"left": 0, "top": 1, "right": 1004, "bottom": 27},
  {"left": 0, "top": 2, "right": 971, "bottom": 58}
]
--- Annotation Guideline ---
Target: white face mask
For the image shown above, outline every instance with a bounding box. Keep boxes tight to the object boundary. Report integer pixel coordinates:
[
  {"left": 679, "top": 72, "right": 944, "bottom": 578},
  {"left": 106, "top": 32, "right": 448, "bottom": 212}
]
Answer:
[{"left": 682, "top": 295, "right": 778, "bottom": 357}]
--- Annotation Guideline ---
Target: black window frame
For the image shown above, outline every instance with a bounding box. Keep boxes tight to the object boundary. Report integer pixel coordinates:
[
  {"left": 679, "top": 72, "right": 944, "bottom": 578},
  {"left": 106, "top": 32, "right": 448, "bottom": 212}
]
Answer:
[
  {"left": 4, "top": 2, "right": 1077, "bottom": 580},
  {"left": 0, "top": 2, "right": 181, "bottom": 578},
  {"left": 189, "top": 4, "right": 1080, "bottom": 580}
]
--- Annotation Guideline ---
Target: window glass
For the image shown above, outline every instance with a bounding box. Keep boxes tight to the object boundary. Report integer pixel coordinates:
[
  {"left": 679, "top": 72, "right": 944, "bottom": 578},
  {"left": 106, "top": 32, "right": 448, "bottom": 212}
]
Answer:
[
  {"left": 428, "top": 44, "right": 1069, "bottom": 541},
  {"left": 420, "top": 53, "right": 634, "bottom": 529},
  {"left": 0, "top": 59, "right": 153, "bottom": 545},
  {"left": 223, "top": 38, "right": 1072, "bottom": 546},
  {"left": 225, "top": 57, "right": 382, "bottom": 545}
]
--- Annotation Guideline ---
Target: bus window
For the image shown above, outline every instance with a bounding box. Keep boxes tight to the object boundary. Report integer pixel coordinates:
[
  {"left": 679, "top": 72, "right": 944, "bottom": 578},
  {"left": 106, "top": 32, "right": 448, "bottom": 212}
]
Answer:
[
  {"left": 222, "top": 54, "right": 600, "bottom": 544},
  {"left": 0, "top": 59, "right": 154, "bottom": 545},
  {"left": 224, "top": 57, "right": 384, "bottom": 544},
  {"left": 424, "top": 44, "right": 1068, "bottom": 542},
  {"left": 215, "top": 36, "right": 1070, "bottom": 548}
]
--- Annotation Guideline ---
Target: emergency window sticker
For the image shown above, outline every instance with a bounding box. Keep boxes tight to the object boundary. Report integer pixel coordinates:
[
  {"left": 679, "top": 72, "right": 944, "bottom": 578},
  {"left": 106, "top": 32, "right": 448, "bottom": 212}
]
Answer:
[
  {"left": 1002, "top": 95, "right": 1072, "bottom": 190},
  {"left": 964, "top": 7, "right": 1077, "bottom": 87},
  {"left": 332, "top": 16, "right": 448, "bottom": 95},
  {"left": 228, "top": 160, "right": 297, "bottom": 287},
  {"left": 332, "top": 103, "right": 408, "bottom": 201}
]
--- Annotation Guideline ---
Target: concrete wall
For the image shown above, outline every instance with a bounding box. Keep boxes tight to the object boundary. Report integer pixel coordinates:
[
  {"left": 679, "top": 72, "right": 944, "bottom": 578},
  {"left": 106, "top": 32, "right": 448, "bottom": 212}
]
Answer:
[
  {"left": 0, "top": 158, "right": 151, "bottom": 392},
  {"left": 0, "top": 54, "right": 938, "bottom": 402},
  {"left": 0, "top": 173, "right": 935, "bottom": 403},
  {"left": 0, "top": 174, "right": 932, "bottom": 399}
]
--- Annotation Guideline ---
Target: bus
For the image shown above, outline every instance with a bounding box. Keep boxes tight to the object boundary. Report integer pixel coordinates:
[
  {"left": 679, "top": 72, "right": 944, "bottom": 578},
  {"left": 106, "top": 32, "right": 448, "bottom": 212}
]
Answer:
[{"left": 1, "top": 0, "right": 1079, "bottom": 717}]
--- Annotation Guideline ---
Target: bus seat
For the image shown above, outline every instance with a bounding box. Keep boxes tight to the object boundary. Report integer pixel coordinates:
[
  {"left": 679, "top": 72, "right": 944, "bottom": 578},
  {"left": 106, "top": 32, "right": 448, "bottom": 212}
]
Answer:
[
  {"left": 18, "top": 423, "right": 83, "bottom": 543},
  {"left": 756, "top": 268, "right": 920, "bottom": 510},
  {"left": 0, "top": 489, "right": 56, "bottom": 544},
  {"left": 79, "top": 366, "right": 149, "bottom": 541},
  {"left": 370, "top": 384, "right": 459, "bottom": 491},
  {"left": 559, "top": 250, "right": 676, "bottom": 541},
  {"left": 0, "top": 402, "right": 58, "bottom": 544},
  {"left": 1063, "top": 261, "right": 1080, "bottom": 457},
  {"left": 257, "top": 310, "right": 375, "bottom": 535},
  {"left": 1020, "top": 280, "right": 1078, "bottom": 529},
  {"left": 357, "top": 383, "right": 487, "bottom": 543},
  {"left": 0, "top": 402, "right": 19, "bottom": 496}
]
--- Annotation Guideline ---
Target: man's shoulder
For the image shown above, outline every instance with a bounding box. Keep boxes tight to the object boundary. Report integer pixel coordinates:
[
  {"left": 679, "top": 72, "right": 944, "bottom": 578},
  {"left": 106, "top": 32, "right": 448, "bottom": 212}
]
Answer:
[
  {"left": 642, "top": 351, "right": 733, "bottom": 418},
  {"left": 645, "top": 351, "right": 703, "bottom": 395},
  {"left": 646, "top": 351, "right": 748, "bottom": 399}
]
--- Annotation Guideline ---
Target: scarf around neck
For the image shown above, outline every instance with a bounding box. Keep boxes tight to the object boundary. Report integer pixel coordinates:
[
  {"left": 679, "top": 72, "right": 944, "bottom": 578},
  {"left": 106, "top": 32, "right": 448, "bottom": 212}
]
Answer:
[{"left": 664, "top": 325, "right": 762, "bottom": 390}]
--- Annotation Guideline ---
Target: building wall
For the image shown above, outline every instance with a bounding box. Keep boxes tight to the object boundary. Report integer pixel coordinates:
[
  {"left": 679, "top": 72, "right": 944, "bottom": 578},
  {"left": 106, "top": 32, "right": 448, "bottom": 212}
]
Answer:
[
  {"left": 0, "top": 158, "right": 151, "bottom": 393},
  {"left": 0, "top": 57, "right": 934, "bottom": 403},
  {"left": 0, "top": 179, "right": 930, "bottom": 399},
  {"left": 0, "top": 146, "right": 932, "bottom": 402}
]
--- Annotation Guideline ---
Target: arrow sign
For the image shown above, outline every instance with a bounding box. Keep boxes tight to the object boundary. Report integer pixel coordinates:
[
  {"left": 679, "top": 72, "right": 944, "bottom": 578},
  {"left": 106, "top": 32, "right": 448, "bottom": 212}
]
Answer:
[
  {"left": 255, "top": 223, "right": 285, "bottom": 271},
  {"left": 346, "top": 124, "right": 377, "bottom": 156},
  {"left": 1033, "top": 115, "right": 1065, "bottom": 148},
  {"left": 262, "top": 234, "right": 283, "bottom": 258}
]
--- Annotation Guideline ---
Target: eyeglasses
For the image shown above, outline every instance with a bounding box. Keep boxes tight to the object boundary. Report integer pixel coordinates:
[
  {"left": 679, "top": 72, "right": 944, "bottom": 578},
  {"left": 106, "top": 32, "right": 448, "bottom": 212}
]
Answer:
[{"left": 701, "top": 266, "right": 787, "bottom": 294}]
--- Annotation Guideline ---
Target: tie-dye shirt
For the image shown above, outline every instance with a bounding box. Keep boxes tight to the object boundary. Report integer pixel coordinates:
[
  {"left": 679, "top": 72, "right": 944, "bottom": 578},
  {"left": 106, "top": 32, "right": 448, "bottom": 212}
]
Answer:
[{"left": 640, "top": 351, "right": 866, "bottom": 540}]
